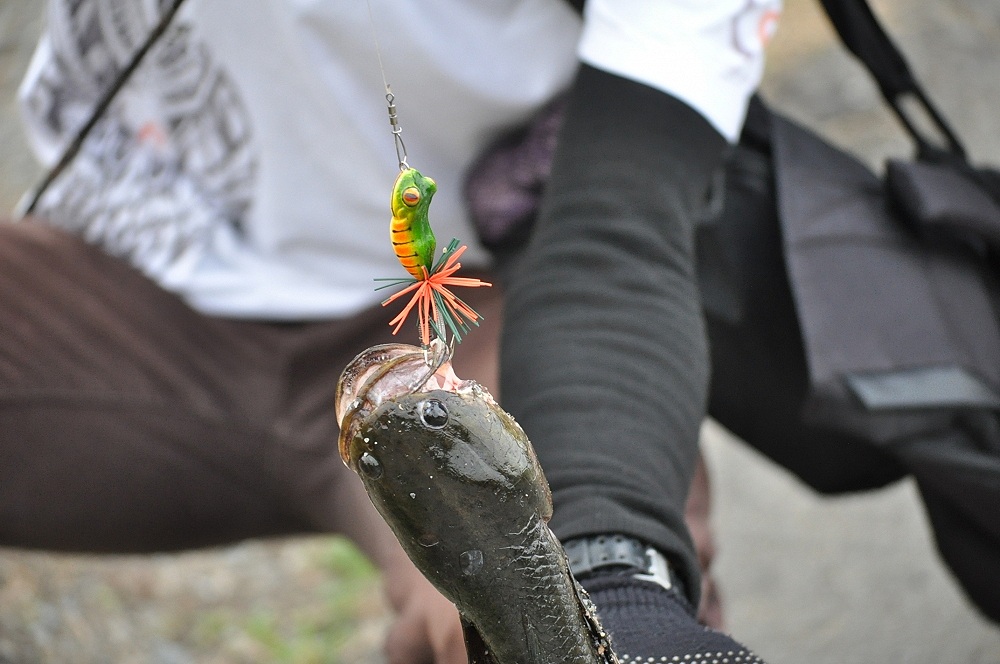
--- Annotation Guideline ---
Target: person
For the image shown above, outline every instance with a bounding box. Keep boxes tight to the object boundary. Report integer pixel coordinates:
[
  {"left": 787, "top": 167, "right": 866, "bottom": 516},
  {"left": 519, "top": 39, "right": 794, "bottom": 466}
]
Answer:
[{"left": 5, "top": 0, "right": 781, "bottom": 662}]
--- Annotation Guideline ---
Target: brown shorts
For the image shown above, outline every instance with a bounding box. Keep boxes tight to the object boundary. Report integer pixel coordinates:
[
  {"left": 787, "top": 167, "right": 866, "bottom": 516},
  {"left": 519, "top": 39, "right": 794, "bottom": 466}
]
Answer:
[{"left": 0, "top": 222, "right": 502, "bottom": 553}]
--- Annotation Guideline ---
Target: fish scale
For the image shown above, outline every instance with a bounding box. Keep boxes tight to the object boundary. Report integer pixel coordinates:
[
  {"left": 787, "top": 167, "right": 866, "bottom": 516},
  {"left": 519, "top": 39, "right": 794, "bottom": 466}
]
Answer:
[{"left": 487, "top": 513, "right": 600, "bottom": 663}]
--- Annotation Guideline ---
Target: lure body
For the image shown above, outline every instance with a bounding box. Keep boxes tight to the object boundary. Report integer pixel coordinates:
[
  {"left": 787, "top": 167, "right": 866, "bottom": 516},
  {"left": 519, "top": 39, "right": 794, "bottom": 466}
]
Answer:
[{"left": 391, "top": 168, "right": 438, "bottom": 278}]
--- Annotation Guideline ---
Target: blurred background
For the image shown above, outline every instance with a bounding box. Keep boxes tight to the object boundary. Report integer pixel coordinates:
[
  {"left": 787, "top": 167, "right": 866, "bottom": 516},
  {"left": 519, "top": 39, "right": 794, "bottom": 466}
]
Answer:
[{"left": 2, "top": 0, "right": 1000, "bottom": 662}]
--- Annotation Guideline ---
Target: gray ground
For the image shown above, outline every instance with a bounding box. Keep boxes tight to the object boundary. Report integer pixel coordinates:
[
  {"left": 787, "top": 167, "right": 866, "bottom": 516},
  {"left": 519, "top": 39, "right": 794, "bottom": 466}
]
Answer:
[{"left": 2, "top": 0, "right": 1000, "bottom": 662}]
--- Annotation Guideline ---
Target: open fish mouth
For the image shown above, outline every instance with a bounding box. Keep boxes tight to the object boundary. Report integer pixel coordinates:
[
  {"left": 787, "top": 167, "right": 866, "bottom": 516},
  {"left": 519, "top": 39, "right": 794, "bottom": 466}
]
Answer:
[{"left": 335, "top": 340, "right": 471, "bottom": 466}]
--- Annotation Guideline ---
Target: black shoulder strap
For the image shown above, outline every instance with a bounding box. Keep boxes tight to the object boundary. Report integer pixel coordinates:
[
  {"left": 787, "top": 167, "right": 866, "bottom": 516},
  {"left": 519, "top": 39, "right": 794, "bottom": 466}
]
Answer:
[{"left": 817, "top": 0, "right": 967, "bottom": 162}]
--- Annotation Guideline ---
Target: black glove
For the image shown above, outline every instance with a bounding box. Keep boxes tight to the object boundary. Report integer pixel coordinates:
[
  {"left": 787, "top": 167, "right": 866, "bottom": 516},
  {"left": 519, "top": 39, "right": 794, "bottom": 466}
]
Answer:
[{"left": 582, "top": 571, "right": 767, "bottom": 664}]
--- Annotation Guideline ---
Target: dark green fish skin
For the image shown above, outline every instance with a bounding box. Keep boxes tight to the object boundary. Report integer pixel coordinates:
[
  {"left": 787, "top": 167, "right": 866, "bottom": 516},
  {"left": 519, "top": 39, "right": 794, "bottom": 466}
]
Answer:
[{"left": 337, "top": 344, "right": 615, "bottom": 664}]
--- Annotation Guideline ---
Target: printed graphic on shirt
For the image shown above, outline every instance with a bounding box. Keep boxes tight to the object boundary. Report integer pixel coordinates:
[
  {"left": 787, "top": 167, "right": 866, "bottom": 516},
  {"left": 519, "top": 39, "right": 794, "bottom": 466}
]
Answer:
[{"left": 21, "top": 0, "right": 256, "bottom": 278}]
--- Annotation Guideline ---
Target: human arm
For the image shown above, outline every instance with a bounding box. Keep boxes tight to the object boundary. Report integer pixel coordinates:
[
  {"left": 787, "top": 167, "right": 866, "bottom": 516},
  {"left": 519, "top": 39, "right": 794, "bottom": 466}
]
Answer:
[
  {"left": 499, "top": 61, "right": 725, "bottom": 606},
  {"left": 500, "top": 0, "right": 777, "bottom": 658}
]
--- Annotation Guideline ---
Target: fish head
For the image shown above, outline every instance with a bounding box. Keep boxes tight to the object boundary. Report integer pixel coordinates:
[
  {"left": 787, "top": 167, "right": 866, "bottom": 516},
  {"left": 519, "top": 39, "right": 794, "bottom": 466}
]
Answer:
[
  {"left": 335, "top": 341, "right": 552, "bottom": 590},
  {"left": 334, "top": 341, "right": 462, "bottom": 466}
]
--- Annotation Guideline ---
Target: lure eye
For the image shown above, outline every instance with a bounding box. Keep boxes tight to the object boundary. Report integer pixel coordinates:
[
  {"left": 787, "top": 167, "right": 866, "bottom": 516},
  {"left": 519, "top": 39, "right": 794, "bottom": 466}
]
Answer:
[
  {"left": 420, "top": 399, "right": 448, "bottom": 429},
  {"left": 401, "top": 187, "right": 421, "bottom": 207}
]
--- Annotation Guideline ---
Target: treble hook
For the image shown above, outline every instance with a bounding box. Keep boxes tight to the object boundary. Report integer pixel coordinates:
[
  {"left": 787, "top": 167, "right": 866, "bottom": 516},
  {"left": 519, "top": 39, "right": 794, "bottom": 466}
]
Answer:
[{"left": 408, "top": 337, "right": 454, "bottom": 395}]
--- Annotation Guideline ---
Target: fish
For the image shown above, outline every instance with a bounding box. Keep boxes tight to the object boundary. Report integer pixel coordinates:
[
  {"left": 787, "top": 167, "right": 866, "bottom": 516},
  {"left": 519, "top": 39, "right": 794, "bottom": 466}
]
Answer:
[{"left": 335, "top": 341, "right": 618, "bottom": 664}]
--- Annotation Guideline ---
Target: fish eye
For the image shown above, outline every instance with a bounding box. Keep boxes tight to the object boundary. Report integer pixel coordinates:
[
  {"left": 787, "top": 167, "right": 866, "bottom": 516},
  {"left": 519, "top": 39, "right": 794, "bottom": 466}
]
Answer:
[
  {"left": 402, "top": 187, "right": 420, "bottom": 206},
  {"left": 358, "top": 452, "right": 383, "bottom": 479},
  {"left": 419, "top": 399, "right": 448, "bottom": 429}
]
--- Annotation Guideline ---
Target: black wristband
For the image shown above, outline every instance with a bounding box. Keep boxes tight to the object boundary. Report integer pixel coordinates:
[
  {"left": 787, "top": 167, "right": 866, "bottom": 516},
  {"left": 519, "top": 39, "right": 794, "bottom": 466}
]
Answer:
[{"left": 564, "top": 534, "right": 683, "bottom": 596}]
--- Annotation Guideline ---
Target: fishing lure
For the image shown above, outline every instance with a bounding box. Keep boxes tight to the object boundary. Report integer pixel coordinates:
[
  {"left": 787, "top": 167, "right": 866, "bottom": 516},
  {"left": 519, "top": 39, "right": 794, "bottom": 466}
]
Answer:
[
  {"left": 366, "top": 2, "right": 488, "bottom": 348},
  {"left": 390, "top": 168, "right": 438, "bottom": 279},
  {"left": 377, "top": 167, "right": 491, "bottom": 346}
]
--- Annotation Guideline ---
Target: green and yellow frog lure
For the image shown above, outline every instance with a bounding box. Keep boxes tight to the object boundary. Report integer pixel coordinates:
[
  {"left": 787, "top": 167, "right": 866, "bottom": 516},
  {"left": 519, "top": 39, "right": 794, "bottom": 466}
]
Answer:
[
  {"left": 389, "top": 168, "right": 438, "bottom": 279},
  {"left": 378, "top": 167, "right": 490, "bottom": 346}
]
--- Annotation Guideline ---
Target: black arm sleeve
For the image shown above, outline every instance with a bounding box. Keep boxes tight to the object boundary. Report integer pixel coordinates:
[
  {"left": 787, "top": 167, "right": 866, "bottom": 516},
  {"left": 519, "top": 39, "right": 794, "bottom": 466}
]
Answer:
[{"left": 499, "top": 64, "right": 728, "bottom": 602}]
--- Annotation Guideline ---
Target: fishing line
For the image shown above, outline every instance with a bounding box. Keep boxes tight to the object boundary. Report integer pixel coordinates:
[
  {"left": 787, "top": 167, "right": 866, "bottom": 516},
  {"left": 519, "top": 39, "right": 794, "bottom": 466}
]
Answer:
[
  {"left": 16, "top": 0, "right": 190, "bottom": 219},
  {"left": 366, "top": 0, "right": 409, "bottom": 171}
]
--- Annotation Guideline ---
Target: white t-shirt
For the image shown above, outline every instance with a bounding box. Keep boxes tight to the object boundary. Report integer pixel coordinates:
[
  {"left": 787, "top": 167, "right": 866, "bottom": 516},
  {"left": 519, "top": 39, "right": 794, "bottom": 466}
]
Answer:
[{"left": 19, "top": 0, "right": 779, "bottom": 319}]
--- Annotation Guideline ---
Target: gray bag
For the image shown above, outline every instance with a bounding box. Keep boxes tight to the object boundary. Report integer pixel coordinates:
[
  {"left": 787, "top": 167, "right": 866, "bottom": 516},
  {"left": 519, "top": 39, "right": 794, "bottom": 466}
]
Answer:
[
  {"left": 701, "top": 0, "right": 1000, "bottom": 620},
  {"left": 774, "top": 0, "right": 1000, "bottom": 622},
  {"left": 699, "top": 95, "right": 1000, "bottom": 623}
]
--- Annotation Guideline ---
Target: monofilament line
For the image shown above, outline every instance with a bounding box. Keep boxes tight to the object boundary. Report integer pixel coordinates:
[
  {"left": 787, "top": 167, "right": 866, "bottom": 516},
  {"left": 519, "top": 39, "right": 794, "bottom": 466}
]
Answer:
[{"left": 366, "top": 0, "right": 409, "bottom": 170}]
